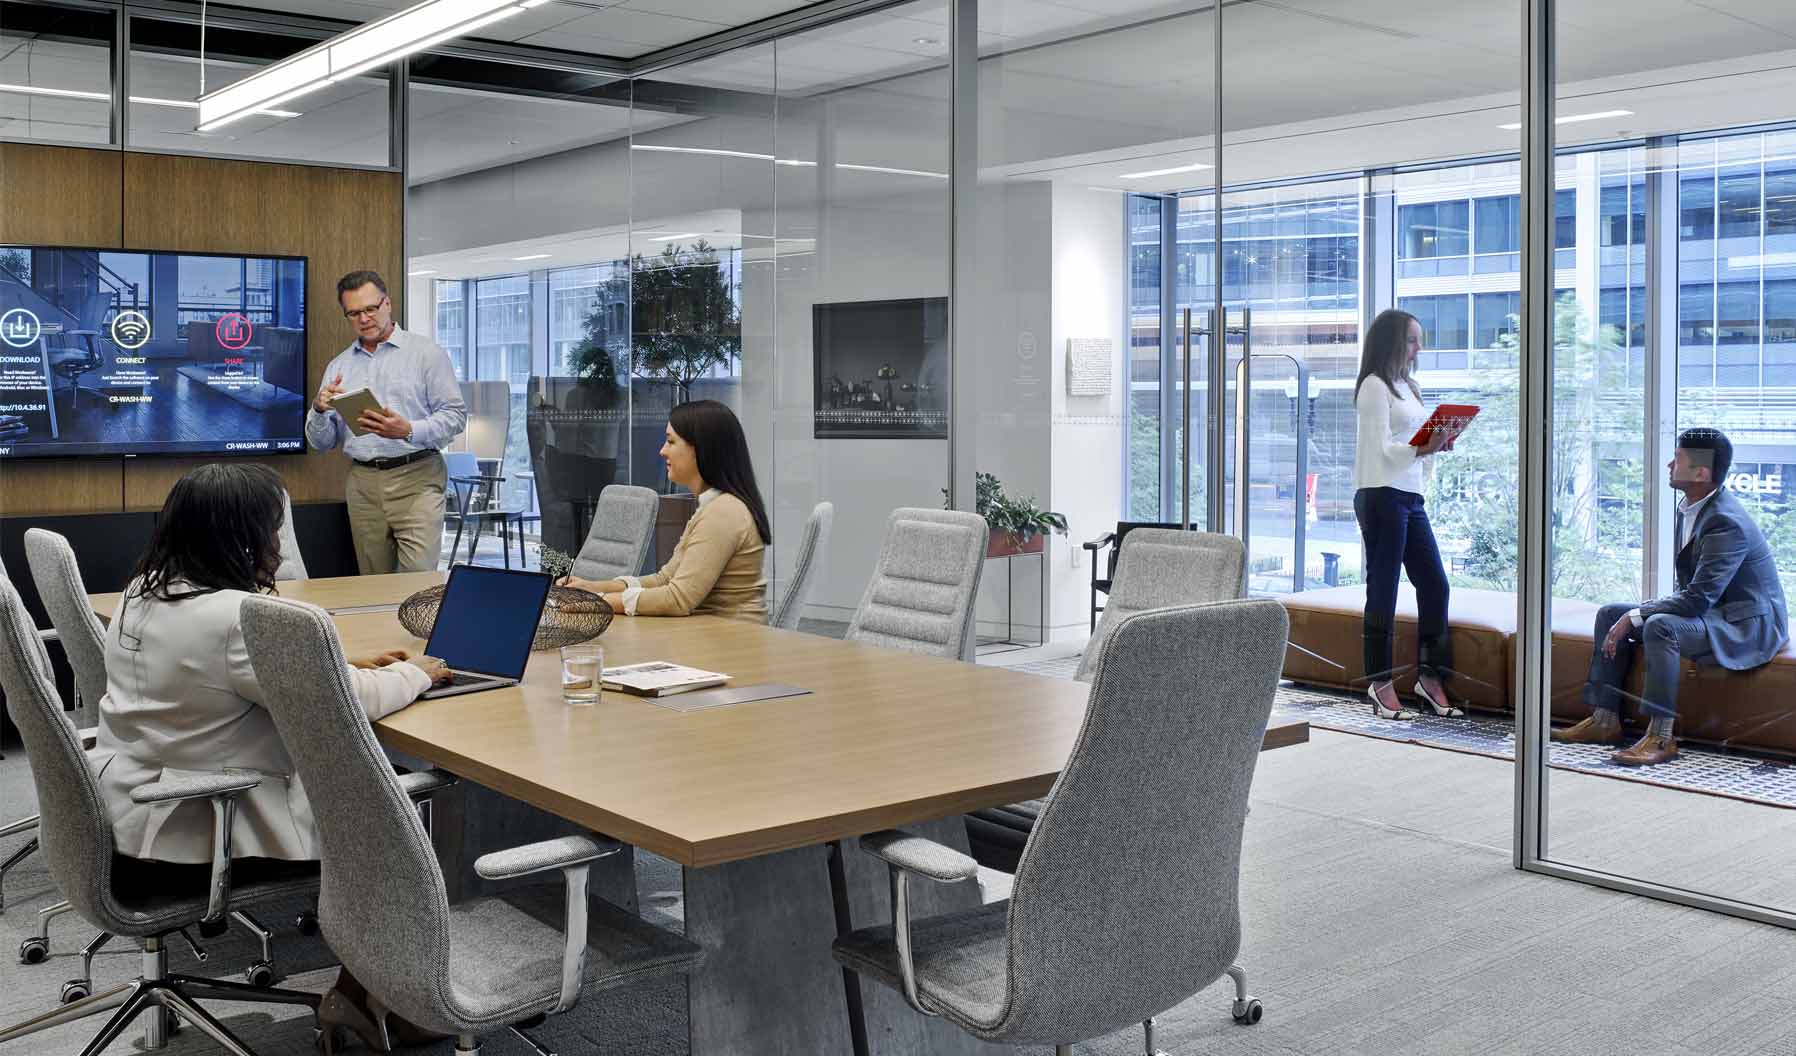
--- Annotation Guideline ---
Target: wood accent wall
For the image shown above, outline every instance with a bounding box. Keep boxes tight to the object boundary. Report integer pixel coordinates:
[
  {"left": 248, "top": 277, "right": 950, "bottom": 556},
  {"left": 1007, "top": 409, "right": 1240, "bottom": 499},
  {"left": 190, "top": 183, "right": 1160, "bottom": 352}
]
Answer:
[{"left": 0, "top": 143, "right": 403, "bottom": 515}]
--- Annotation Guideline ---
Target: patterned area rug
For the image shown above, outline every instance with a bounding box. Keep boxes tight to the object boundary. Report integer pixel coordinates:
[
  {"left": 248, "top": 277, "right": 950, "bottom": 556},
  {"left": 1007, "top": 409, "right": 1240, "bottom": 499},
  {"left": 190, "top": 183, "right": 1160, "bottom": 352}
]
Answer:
[{"left": 1007, "top": 654, "right": 1796, "bottom": 810}]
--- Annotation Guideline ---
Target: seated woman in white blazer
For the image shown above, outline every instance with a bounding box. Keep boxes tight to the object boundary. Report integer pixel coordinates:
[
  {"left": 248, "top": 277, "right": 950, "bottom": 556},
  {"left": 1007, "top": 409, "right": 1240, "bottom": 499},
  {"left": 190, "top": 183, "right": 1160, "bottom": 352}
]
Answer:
[{"left": 91, "top": 463, "right": 452, "bottom": 866}]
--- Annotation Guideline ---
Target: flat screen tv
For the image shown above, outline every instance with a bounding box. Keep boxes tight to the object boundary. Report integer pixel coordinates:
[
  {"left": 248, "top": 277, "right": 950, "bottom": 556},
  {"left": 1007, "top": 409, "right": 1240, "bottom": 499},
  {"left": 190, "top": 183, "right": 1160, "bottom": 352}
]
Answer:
[
  {"left": 813, "top": 297, "right": 948, "bottom": 439},
  {"left": 0, "top": 245, "right": 308, "bottom": 459}
]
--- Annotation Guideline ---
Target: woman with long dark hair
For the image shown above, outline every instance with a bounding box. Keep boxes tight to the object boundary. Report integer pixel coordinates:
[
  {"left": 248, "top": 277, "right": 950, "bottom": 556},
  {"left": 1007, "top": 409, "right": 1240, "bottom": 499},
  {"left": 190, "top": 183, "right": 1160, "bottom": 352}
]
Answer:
[
  {"left": 562, "top": 399, "right": 771, "bottom": 620},
  {"left": 90, "top": 463, "right": 451, "bottom": 865},
  {"left": 1353, "top": 309, "right": 1461, "bottom": 720}
]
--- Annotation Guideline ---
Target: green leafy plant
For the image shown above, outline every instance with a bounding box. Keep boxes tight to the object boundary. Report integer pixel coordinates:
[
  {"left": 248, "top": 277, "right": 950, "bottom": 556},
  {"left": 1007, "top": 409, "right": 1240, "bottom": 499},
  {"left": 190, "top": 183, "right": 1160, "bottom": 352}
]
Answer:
[
  {"left": 943, "top": 472, "right": 1069, "bottom": 543},
  {"left": 601, "top": 241, "right": 741, "bottom": 405}
]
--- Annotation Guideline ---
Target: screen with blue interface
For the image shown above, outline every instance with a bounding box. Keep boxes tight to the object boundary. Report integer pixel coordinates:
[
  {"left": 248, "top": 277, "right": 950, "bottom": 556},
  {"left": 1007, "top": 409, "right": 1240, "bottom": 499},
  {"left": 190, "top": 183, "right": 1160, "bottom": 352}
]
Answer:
[{"left": 426, "top": 567, "right": 552, "bottom": 678}]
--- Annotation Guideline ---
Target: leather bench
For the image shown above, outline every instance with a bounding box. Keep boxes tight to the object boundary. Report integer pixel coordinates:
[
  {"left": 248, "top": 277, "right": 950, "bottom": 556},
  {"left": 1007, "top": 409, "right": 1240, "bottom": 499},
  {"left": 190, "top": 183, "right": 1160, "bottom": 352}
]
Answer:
[
  {"left": 1280, "top": 584, "right": 1514, "bottom": 713},
  {"left": 1528, "top": 597, "right": 1796, "bottom": 755},
  {"left": 1278, "top": 584, "right": 1796, "bottom": 755}
]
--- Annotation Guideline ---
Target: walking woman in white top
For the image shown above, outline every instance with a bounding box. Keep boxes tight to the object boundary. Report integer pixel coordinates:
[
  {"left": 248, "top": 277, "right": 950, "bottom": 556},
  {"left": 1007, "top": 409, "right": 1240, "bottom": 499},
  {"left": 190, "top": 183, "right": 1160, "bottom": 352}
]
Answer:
[{"left": 1352, "top": 309, "right": 1461, "bottom": 720}]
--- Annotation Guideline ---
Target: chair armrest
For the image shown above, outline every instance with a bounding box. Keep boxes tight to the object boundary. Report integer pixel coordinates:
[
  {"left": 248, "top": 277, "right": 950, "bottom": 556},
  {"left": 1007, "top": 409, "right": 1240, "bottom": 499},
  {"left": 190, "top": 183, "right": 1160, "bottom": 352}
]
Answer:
[
  {"left": 0, "top": 815, "right": 37, "bottom": 839},
  {"left": 1081, "top": 531, "right": 1117, "bottom": 552},
  {"left": 474, "top": 833, "right": 622, "bottom": 882},
  {"left": 78, "top": 726, "right": 97, "bottom": 750},
  {"left": 449, "top": 474, "right": 506, "bottom": 486},
  {"left": 475, "top": 834, "right": 624, "bottom": 1014},
  {"left": 130, "top": 772, "right": 261, "bottom": 804},
  {"left": 397, "top": 769, "right": 458, "bottom": 799},
  {"left": 856, "top": 829, "right": 979, "bottom": 1019},
  {"left": 37, "top": 627, "right": 59, "bottom": 643},
  {"left": 858, "top": 829, "right": 977, "bottom": 884},
  {"left": 130, "top": 774, "right": 260, "bottom": 925}
]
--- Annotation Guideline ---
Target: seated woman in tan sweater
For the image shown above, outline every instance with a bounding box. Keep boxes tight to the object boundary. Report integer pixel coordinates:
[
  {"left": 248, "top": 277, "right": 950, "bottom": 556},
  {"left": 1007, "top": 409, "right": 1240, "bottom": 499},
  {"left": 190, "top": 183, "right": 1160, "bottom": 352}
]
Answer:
[{"left": 561, "top": 399, "right": 771, "bottom": 621}]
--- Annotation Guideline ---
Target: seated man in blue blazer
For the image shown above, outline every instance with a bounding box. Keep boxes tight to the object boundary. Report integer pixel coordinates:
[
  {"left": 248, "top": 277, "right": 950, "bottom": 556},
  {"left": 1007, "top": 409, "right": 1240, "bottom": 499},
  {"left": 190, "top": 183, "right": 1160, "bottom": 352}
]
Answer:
[{"left": 1554, "top": 428, "right": 1789, "bottom": 766}]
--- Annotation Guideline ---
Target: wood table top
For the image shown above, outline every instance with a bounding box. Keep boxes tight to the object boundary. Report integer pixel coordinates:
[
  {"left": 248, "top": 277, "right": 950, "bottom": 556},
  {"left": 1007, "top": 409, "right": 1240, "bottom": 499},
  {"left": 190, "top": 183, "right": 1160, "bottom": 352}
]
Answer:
[
  {"left": 89, "top": 570, "right": 446, "bottom": 622},
  {"left": 89, "top": 573, "right": 1309, "bottom": 868}
]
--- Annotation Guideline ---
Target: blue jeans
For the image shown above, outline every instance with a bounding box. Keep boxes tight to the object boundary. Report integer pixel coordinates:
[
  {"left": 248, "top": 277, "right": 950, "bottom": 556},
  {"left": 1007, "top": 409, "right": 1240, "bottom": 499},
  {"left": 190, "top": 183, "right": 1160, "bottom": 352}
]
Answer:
[
  {"left": 1354, "top": 487, "right": 1452, "bottom": 684},
  {"left": 1585, "top": 602, "right": 1711, "bottom": 721}
]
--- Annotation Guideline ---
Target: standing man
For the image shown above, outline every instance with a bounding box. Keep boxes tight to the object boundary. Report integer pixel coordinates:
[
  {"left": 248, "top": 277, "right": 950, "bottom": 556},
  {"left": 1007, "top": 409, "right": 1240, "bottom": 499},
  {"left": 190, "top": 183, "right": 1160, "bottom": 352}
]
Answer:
[
  {"left": 1554, "top": 428, "right": 1788, "bottom": 766},
  {"left": 307, "top": 270, "right": 467, "bottom": 574}
]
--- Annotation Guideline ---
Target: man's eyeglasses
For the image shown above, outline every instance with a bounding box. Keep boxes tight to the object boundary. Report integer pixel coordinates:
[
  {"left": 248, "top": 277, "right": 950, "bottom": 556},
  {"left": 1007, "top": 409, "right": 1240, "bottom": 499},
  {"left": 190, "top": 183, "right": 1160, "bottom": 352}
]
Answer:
[{"left": 343, "top": 298, "right": 388, "bottom": 321}]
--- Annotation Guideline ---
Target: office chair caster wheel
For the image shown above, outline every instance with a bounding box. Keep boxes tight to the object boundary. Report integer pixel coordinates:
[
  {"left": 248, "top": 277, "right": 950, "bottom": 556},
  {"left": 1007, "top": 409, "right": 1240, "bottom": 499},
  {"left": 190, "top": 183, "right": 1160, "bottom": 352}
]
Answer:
[
  {"left": 18, "top": 937, "right": 47, "bottom": 964},
  {"left": 315, "top": 1025, "right": 346, "bottom": 1054},
  {"left": 1232, "top": 997, "right": 1262, "bottom": 1025},
  {"left": 295, "top": 911, "right": 319, "bottom": 936},
  {"left": 60, "top": 980, "right": 90, "bottom": 1003},
  {"left": 245, "top": 960, "right": 277, "bottom": 987}
]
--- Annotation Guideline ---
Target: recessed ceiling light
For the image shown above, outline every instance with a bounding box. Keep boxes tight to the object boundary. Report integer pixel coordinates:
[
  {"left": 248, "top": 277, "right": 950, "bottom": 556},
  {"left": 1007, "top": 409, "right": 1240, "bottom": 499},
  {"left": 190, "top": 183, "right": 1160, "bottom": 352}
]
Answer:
[
  {"left": 1118, "top": 161, "right": 1213, "bottom": 180},
  {"left": 913, "top": 37, "right": 940, "bottom": 45},
  {"left": 1497, "top": 108, "right": 1632, "bottom": 131}
]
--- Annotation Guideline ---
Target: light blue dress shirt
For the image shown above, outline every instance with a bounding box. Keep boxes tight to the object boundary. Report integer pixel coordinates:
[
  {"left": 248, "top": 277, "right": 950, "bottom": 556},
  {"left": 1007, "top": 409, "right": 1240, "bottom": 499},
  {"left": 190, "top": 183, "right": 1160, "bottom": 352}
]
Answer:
[{"left": 304, "top": 327, "right": 467, "bottom": 461}]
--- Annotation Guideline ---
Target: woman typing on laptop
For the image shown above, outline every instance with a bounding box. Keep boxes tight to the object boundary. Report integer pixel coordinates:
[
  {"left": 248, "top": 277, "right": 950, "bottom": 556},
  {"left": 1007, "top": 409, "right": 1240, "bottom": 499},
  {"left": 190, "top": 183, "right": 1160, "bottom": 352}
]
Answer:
[
  {"left": 561, "top": 399, "right": 771, "bottom": 622},
  {"left": 90, "top": 463, "right": 453, "bottom": 869}
]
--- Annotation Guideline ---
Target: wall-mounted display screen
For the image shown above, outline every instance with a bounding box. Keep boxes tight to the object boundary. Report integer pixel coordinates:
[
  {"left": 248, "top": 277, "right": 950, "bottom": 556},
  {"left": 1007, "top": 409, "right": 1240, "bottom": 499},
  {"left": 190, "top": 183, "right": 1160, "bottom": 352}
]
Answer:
[
  {"left": 813, "top": 297, "right": 948, "bottom": 439},
  {"left": 0, "top": 245, "right": 308, "bottom": 459}
]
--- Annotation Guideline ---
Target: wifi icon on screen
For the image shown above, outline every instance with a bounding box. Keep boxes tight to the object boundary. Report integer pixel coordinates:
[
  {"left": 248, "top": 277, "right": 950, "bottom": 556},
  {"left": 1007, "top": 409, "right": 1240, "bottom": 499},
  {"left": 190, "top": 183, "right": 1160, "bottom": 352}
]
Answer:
[{"left": 110, "top": 311, "right": 152, "bottom": 351}]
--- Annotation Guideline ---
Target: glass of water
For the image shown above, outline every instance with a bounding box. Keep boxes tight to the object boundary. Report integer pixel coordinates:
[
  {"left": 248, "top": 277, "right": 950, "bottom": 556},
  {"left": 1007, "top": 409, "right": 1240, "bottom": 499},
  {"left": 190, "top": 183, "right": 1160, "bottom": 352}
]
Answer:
[{"left": 561, "top": 643, "right": 603, "bottom": 706}]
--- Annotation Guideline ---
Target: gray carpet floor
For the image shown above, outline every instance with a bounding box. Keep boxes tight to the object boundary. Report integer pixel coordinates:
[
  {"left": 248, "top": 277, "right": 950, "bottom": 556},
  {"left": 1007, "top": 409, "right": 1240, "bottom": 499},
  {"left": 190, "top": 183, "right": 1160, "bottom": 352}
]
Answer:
[{"left": 5, "top": 727, "right": 1796, "bottom": 1055}]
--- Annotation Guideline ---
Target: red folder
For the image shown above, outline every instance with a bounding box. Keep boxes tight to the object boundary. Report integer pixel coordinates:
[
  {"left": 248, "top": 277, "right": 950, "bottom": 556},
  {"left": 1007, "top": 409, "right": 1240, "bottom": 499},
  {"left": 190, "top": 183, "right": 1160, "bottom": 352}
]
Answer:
[{"left": 1409, "top": 404, "right": 1480, "bottom": 447}]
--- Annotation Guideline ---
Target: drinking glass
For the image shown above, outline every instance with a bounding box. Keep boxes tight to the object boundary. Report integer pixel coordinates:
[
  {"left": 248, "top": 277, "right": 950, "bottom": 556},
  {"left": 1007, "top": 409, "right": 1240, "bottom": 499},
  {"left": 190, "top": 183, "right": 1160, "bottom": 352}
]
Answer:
[{"left": 561, "top": 643, "right": 602, "bottom": 705}]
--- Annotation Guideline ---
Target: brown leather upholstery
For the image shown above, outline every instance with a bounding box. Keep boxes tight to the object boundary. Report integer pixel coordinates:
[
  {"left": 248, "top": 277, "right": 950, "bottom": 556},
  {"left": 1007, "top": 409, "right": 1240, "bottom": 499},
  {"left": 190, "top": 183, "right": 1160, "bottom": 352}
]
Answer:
[
  {"left": 1281, "top": 585, "right": 1513, "bottom": 713},
  {"left": 1528, "top": 597, "right": 1796, "bottom": 754},
  {"left": 1280, "top": 584, "right": 1796, "bottom": 755}
]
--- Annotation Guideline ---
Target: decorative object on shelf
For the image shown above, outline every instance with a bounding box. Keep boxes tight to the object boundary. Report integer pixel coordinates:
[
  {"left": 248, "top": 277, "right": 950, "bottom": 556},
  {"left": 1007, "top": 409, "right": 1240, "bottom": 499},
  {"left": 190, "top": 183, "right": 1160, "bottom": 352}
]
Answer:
[
  {"left": 944, "top": 472, "right": 1069, "bottom": 558},
  {"left": 878, "top": 362, "right": 898, "bottom": 407},
  {"left": 1066, "top": 337, "right": 1114, "bottom": 397},
  {"left": 397, "top": 584, "right": 612, "bottom": 651}
]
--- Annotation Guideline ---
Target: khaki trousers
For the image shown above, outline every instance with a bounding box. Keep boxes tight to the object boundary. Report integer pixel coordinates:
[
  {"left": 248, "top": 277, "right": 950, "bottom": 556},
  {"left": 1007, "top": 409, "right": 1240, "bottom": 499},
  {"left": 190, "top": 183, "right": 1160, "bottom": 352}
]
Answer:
[{"left": 345, "top": 452, "right": 446, "bottom": 575}]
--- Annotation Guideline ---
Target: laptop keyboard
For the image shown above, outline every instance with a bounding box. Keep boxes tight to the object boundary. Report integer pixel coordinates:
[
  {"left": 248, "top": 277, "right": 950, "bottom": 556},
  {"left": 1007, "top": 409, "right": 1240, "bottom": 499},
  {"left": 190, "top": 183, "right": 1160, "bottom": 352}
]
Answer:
[{"left": 443, "top": 671, "right": 491, "bottom": 687}]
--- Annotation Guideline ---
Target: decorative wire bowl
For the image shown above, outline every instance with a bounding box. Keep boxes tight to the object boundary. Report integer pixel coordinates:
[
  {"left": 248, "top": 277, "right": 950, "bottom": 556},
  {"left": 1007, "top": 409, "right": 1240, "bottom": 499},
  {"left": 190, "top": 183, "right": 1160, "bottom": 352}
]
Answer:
[{"left": 396, "top": 585, "right": 613, "bottom": 651}]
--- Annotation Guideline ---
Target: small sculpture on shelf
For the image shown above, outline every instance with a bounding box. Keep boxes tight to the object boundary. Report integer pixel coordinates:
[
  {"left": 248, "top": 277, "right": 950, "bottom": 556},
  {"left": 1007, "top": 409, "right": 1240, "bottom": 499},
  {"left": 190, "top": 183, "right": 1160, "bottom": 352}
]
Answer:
[{"left": 878, "top": 363, "right": 899, "bottom": 408}]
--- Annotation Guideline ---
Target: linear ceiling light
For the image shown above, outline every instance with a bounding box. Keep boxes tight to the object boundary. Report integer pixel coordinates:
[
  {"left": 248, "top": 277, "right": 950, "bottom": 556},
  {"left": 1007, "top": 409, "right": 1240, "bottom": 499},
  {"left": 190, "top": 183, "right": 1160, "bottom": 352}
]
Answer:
[
  {"left": 1118, "top": 161, "right": 1214, "bottom": 180},
  {"left": 0, "top": 83, "right": 299, "bottom": 118},
  {"left": 1497, "top": 108, "right": 1631, "bottom": 131},
  {"left": 629, "top": 144, "right": 946, "bottom": 180},
  {"left": 197, "top": 0, "right": 547, "bottom": 132}
]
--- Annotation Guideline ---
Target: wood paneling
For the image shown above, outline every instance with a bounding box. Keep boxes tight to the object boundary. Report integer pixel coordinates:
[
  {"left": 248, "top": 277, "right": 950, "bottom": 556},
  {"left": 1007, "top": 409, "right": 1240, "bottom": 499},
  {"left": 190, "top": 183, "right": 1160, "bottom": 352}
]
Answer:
[
  {"left": 119, "top": 154, "right": 402, "bottom": 507},
  {"left": 1, "top": 147, "right": 401, "bottom": 517},
  {"left": 0, "top": 143, "right": 122, "bottom": 247}
]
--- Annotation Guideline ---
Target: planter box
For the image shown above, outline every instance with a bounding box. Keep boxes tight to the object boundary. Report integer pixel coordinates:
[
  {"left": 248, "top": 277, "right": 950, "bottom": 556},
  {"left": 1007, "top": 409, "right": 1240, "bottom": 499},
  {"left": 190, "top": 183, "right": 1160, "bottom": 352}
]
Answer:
[{"left": 986, "top": 531, "right": 1045, "bottom": 559}]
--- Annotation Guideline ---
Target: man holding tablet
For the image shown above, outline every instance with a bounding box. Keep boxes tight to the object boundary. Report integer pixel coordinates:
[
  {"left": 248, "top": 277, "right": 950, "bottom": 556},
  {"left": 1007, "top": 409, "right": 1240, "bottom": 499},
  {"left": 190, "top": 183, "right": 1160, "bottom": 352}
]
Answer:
[{"left": 307, "top": 270, "right": 467, "bottom": 574}]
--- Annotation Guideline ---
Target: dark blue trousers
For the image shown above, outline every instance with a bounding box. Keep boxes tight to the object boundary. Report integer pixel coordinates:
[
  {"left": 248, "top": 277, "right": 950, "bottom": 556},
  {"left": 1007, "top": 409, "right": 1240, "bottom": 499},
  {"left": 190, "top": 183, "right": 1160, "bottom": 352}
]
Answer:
[{"left": 1354, "top": 486, "right": 1453, "bottom": 684}]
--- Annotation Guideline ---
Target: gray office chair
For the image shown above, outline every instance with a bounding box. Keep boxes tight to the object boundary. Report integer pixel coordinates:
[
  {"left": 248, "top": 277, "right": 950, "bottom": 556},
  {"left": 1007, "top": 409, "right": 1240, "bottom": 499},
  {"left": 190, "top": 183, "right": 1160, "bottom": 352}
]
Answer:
[
  {"left": 1073, "top": 528, "right": 1245, "bottom": 683},
  {"left": 276, "top": 488, "right": 309, "bottom": 581},
  {"left": 0, "top": 541, "right": 56, "bottom": 918},
  {"left": 239, "top": 594, "right": 703, "bottom": 1056},
  {"left": 569, "top": 484, "right": 659, "bottom": 581},
  {"left": 835, "top": 599, "right": 1285, "bottom": 1055},
  {"left": 770, "top": 501, "right": 833, "bottom": 631},
  {"left": 0, "top": 576, "right": 324, "bottom": 1055},
  {"left": 846, "top": 507, "right": 988, "bottom": 662}
]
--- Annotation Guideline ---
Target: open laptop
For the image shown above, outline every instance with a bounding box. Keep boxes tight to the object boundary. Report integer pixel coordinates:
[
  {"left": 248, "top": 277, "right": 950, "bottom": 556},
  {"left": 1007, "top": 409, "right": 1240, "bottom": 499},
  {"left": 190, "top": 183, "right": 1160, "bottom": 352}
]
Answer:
[{"left": 419, "top": 565, "right": 552, "bottom": 699}]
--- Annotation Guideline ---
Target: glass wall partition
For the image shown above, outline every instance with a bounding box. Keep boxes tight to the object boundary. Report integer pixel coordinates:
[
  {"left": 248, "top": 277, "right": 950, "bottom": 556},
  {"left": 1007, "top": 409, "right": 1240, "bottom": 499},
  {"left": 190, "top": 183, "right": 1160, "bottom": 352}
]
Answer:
[
  {"left": 1538, "top": 0, "right": 1796, "bottom": 919},
  {"left": 0, "top": 0, "right": 114, "bottom": 145}
]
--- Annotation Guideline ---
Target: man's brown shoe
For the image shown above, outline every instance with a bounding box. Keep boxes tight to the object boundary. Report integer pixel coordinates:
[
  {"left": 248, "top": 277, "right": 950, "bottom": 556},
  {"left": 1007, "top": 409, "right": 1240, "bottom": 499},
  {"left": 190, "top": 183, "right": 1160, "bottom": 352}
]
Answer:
[
  {"left": 1612, "top": 735, "right": 1679, "bottom": 767},
  {"left": 1550, "top": 715, "right": 1625, "bottom": 745}
]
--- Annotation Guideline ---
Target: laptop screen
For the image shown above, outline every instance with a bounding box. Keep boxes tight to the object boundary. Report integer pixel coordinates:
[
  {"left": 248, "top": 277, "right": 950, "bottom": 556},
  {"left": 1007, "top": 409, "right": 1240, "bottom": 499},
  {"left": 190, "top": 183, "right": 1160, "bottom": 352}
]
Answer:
[{"left": 424, "top": 566, "right": 552, "bottom": 679}]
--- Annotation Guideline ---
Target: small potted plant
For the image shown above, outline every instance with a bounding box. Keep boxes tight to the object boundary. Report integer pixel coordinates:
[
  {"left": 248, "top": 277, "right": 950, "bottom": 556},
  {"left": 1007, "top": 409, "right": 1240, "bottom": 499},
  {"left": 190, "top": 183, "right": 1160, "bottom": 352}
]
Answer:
[{"left": 945, "top": 472, "right": 1069, "bottom": 558}]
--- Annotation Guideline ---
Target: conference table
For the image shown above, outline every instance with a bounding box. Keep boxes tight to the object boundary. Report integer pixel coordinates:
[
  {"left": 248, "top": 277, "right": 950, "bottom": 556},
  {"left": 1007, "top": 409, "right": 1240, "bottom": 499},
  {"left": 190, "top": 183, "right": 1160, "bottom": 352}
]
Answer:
[{"left": 90, "top": 572, "right": 1308, "bottom": 1055}]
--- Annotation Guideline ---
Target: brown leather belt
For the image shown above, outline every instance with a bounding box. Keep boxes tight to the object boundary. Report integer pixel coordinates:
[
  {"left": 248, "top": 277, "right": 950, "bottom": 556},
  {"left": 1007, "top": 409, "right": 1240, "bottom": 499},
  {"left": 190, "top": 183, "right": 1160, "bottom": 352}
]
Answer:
[{"left": 352, "top": 449, "right": 437, "bottom": 471}]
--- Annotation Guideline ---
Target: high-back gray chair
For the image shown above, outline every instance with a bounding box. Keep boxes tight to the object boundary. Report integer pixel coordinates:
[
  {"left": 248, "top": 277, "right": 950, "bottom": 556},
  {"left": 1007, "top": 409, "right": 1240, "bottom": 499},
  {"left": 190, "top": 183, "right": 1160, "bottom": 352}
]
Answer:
[
  {"left": 23, "top": 528, "right": 106, "bottom": 730},
  {"left": 239, "top": 594, "right": 701, "bottom": 1056},
  {"left": 770, "top": 501, "right": 833, "bottom": 632},
  {"left": 1073, "top": 528, "right": 1246, "bottom": 683},
  {"left": 276, "top": 488, "right": 309, "bottom": 581},
  {"left": 0, "top": 576, "right": 323, "bottom": 1055},
  {"left": 570, "top": 483, "right": 659, "bottom": 581},
  {"left": 835, "top": 599, "right": 1287, "bottom": 1054},
  {"left": 845, "top": 507, "right": 987, "bottom": 662}
]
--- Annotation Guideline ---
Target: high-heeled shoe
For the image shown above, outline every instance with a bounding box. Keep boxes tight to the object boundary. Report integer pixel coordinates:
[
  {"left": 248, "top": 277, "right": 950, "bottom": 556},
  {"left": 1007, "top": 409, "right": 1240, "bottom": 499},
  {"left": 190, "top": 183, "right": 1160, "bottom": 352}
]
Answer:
[
  {"left": 316, "top": 987, "right": 394, "bottom": 1054},
  {"left": 1366, "top": 683, "right": 1415, "bottom": 720},
  {"left": 1412, "top": 681, "right": 1464, "bottom": 718}
]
